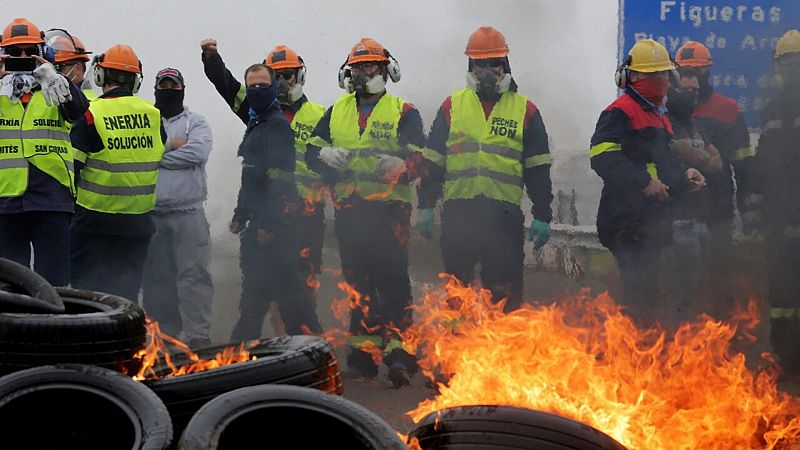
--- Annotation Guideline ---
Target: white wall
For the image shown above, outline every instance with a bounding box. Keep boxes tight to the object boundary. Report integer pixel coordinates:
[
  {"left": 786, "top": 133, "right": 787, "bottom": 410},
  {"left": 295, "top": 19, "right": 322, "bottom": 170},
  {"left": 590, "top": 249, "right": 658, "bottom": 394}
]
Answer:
[{"left": 22, "top": 0, "right": 620, "bottom": 233}]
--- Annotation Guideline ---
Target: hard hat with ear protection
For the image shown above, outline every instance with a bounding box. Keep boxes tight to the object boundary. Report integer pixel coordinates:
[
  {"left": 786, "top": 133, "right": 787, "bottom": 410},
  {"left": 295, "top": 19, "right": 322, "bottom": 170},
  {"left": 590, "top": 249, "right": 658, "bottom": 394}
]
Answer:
[
  {"left": 92, "top": 44, "right": 143, "bottom": 93},
  {"left": 338, "top": 38, "right": 400, "bottom": 92},
  {"left": 615, "top": 39, "right": 676, "bottom": 88},
  {"left": 265, "top": 45, "right": 306, "bottom": 85},
  {"left": 465, "top": 26, "right": 509, "bottom": 59},
  {"left": 45, "top": 29, "right": 91, "bottom": 65}
]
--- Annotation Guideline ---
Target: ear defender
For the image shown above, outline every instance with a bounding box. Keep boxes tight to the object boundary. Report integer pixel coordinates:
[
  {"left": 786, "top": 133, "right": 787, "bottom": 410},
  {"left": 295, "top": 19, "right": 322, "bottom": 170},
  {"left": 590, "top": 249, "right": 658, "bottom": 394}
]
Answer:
[
  {"left": 615, "top": 55, "right": 632, "bottom": 88},
  {"left": 337, "top": 58, "right": 353, "bottom": 92},
  {"left": 385, "top": 49, "right": 401, "bottom": 82},
  {"left": 296, "top": 56, "right": 307, "bottom": 85}
]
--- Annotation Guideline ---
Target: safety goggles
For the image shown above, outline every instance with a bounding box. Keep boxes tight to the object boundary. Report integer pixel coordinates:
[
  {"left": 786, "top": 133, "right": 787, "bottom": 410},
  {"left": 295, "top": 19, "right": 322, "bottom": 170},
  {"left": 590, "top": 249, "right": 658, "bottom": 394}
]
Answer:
[
  {"left": 275, "top": 70, "right": 295, "bottom": 80},
  {"left": 5, "top": 45, "right": 40, "bottom": 57},
  {"left": 473, "top": 58, "right": 504, "bottom": 69}
]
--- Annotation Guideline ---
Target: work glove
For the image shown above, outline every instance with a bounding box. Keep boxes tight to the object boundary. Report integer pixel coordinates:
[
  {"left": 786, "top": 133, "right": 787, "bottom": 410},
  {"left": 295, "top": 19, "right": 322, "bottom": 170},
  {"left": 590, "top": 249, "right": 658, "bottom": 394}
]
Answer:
[
  {"left": 33, "top": 62, "right": 71, "bottom": 106},
  {"left": 318, "top": 147, "right": 350, "bottom": 171},
  {"left": 376, "top": 154, "right": 406, "bottom": 183},
  {"left": 527, "top": 219, "right": 551, "bottom": 250},
  {"left": 416, "top": 208, "right": 435, "bottom": 239}
]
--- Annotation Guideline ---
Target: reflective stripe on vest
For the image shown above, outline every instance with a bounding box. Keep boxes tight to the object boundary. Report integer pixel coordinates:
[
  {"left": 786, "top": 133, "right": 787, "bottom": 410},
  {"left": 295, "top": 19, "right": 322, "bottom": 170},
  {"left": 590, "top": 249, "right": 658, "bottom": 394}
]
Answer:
[
  {"left": 77, "top": 96, "right": 165, "bottom": 214},
  {"left": 444, "top": 88, "right": 528, "bottom": 205},
  {"left": 329, "top": 92, "right": 411, "bottom": 203},
  {"left": 292, "top": 101, "right": 325, "bottom": 203}
]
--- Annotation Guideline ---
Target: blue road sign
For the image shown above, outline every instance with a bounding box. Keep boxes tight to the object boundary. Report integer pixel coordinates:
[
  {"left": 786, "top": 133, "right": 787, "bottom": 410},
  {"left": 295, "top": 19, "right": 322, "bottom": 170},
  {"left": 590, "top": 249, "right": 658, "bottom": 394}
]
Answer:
[{"left": 618, "top": 0, "right": 800, "bottom": 127}]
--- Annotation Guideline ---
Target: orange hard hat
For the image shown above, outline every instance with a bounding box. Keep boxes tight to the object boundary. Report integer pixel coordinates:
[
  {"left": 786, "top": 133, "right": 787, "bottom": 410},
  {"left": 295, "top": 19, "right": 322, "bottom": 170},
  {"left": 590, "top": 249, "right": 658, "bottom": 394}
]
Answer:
[
  {"left": 97, "top": 44, "right": 141, "bottom": 74},
  {"left": 47, "top": 33, "right": 91, "bottom": 63},
  {"left": 1, "top": 18, "right": 45, "bottom": 47},
  {"left": 346, "top": 38, "right": 389, "bottom": 65},
  {"left": 465, "top": 26, "right": 509, "bottom": 59},
  {"left": 264, "top": 45, "right": 304, "bottom": 70},
  {"left": 675, "top": 41, "right": 712, "bottom": 68}
]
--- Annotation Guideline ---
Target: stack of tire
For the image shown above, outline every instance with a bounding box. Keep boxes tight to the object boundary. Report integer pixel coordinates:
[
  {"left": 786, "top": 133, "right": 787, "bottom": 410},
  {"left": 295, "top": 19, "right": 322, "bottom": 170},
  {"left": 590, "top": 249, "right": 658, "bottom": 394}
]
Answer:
[{"left": 0, "top": 258, "right": 349, "bottom": 449}]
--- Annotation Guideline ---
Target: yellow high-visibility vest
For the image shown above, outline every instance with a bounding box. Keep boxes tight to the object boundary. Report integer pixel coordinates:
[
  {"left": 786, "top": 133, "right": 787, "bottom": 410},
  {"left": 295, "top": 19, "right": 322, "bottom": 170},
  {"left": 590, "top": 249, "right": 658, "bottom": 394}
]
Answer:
[
  {"left": 77, "top": 96, "right": 164, "bottom": 214},
  {"left": 0, "top": 92, "right": 75, "bottom": 197}
]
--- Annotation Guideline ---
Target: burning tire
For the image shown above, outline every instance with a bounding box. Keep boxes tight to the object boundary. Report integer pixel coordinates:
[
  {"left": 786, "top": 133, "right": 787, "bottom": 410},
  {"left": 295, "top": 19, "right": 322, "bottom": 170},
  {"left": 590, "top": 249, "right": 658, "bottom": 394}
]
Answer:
[
  {"left": 409, "top": 405, "right": 627, "bottom": 449},
  {"left": 0, "top": 287, "right": 147, "bottom": 375},
  {"left": 145, "top": 335, "right": 343, "bottom": 441},
  {"left": 178, "top": 384, "right": 406, "bottom": 450},
  {"left": 0, "top": 364, "right": 172, "bottom": 450},
  {"left": 0, "top": 257, "right": 64, "bottom": 313}
]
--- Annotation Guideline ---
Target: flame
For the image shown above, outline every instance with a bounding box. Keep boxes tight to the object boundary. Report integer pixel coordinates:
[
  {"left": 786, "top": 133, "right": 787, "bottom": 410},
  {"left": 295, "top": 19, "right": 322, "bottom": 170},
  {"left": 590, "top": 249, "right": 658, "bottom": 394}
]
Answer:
[
  {"left": 402, "top": 275, "right": 800, "bottom": 450},
  {"left": 300, "top": 247, "right": 312, "bottom": 258},
  {"left": 133, "top": 319, "right": 256, "bottom": 380}
]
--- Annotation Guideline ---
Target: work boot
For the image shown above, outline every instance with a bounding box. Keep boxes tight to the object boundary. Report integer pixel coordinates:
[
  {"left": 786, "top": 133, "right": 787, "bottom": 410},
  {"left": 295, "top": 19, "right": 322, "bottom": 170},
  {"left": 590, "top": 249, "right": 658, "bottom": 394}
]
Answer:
[
  {"left": 387, "top": 362, "right": 411, "bottom": 388},
  {"left": 384, "top": 348, "right": 418, "bottom": 388},
  {"left": 770, "top": 318, "right": 800, "bottom": 376},
  {"left": 344, "top": 348, "right": 379, "bottom": 379}
]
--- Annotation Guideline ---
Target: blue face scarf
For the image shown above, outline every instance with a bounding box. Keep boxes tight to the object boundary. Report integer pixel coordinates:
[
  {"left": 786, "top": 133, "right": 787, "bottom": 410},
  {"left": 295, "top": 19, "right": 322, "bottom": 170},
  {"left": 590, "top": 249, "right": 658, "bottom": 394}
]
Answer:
[{"left": 247, "top": 83, "right": 278, "bottom": 116}]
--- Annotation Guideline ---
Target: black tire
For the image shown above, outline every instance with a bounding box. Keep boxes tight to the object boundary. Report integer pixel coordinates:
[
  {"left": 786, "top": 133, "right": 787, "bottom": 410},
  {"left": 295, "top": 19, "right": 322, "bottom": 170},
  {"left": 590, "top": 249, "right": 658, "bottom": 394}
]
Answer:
[
  {"left": 178, "top": 384, "right": 405, "bottom": 450},
  {"left": 0, "top": 257, "right": 63, "bottom": 312},
  {"left": 0, "top": 287, "right": 146, "bottom": 375},
  {"left": 145, "top": 335, "right": 343, "bottom": 442},
  {"left": 409, "top": 405, "right": 627, "bottom": 450},
  {"left": 0, "top": 364, "right": 172, "bottom": 450}
]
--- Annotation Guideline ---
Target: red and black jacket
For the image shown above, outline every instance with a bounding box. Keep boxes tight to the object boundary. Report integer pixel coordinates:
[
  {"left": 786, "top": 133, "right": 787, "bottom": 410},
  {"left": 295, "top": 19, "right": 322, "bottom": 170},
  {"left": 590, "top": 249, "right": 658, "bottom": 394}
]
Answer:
[{"left": 590, "top": 87, "right": 686, "bottom": 248}]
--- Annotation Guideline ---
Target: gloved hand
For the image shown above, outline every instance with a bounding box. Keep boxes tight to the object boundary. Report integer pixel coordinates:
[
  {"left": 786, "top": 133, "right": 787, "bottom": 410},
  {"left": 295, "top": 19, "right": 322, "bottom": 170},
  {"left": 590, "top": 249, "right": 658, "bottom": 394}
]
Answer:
[
  {"left": 376, "top": 154, "right": 406, "bottom": 183},
  {"left": 318, "top": 147, "right": 350, "bottom": 171},
  {"left": 416, "top": 208, "right": 435, "bottom": 239},
  {"left": 527, "top": 219, "right": 551, "bottom": 250},
  {"left": 33, "top": 61, "right": 71, "bottom": 106}
]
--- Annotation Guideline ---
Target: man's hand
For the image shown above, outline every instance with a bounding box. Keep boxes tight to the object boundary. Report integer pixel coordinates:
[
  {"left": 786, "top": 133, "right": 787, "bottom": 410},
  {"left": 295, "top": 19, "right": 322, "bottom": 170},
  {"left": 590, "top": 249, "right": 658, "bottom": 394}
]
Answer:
[
  {"left": 169, "top": 138, "right": 187, "bottom": 150},
  {"left": 685, "top": 168, "right": 706, "bottom": 193},
  {"left": 643, "top": 178, "right": 669, "bottom": 201},
  {"left": 256, "top": 228, "right": 273, "bottom": 245},
  {"left": 32, "top": 57, "right": 71, "bottom": 106},
  {"left": 200, "top": 38, "right": 218, "bottom": 57},
  {"left": 229, "top": 220, "right": 244, "bottom": 234}
]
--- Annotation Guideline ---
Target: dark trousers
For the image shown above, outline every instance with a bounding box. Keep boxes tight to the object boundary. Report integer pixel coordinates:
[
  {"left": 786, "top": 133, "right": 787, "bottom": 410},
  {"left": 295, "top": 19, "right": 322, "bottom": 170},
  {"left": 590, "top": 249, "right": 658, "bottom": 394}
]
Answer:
[
  {"left": 766, "top": 234, "right": 800, "bottom": 374},
  {"left": 70, "top": 230, "right": 151, "bottom": 302},
  {"left": 608, "top": 241, "right": 661, "bottom": 322},
  {"left": 335, "top": 200, "right": 413, "bottom": 370},
  {"left": 441, "top": 199, "right": 524, "bottom": 311},
  {"left": 230, "top": 223, "right": 321, "bottom": 342},
  {"left": 0, "top": 211, "right": 72, "bottom": 286},
  {"left": 298, "top": 203, "right": 326, "bottom": 277}
]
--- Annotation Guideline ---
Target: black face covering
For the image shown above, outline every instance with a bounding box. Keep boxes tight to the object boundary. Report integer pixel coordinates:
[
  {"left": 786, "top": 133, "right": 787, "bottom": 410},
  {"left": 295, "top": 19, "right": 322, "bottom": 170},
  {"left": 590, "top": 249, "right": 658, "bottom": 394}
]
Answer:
[
  {"left": 154, "top": 89, "right": 184, "bottom": 118},
  {"left": 667, "top": 88, "right": 698, "bottom": 119},
  {"left": 247, "top": 83, "right": 278, "bottom": 114},
  {"left": 697, "top": 72, "right": 713, "bottom": 100}
]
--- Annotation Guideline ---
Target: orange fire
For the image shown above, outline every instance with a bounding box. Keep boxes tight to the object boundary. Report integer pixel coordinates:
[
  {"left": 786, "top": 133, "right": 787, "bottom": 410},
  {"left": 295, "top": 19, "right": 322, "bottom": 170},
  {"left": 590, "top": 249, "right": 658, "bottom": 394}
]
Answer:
[
  {"left": 401, "top": 275, "right": 800, "bottom": 449},
  {"left": 324, "top": 281, "right": 385, "bottom": 365},
  {"left": 133, "top": 319, "right": 257, "bottom": 381}
]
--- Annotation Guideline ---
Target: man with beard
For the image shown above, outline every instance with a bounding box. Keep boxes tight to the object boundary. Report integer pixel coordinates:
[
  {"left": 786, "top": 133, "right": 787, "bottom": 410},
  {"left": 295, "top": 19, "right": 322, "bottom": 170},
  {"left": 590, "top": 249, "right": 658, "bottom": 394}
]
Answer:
[
  {"left": 305, "top": 37, "right": 425, "bottom": 387},
  {"left": 141, "top": 68, "right": 214, "bottom": 348},
  {"left": 750, "top": 29, "right": 800, "bottom": 377},
  {"left": 590, "top": 39, "right": 706, "bottom": 321},
  {"left": 201, "top": 39, "right": 324, "bottom": 336},
  {"left": 416, "top": 26, "right": 553, "bottom": 312},
  {"left": 662, "top": 70, "right": 722, "bottom": 324},
  {"left": 674, "top": 41, "right": 754, "bottom": 314}
]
